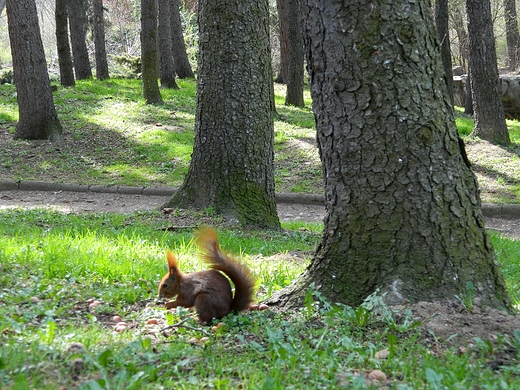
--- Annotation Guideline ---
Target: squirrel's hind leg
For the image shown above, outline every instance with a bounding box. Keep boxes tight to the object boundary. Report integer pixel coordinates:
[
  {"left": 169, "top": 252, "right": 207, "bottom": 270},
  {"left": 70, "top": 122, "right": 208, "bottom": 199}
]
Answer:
[{"left": 193, "top": 293, "right": 230, "bottom": 324}]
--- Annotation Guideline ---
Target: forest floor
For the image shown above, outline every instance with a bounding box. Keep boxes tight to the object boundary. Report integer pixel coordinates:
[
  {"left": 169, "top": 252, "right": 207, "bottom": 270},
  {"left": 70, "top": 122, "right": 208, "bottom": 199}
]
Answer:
[{"left": 1, "top": 187, "right": 520, "bottom": 349}]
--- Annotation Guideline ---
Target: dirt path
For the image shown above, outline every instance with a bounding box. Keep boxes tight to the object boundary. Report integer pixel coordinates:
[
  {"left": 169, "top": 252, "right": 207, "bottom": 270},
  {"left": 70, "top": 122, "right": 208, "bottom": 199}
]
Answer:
[
  {"left": 0, "top": 189, "right": 326, "bottom": 223},
  {"left": 1, "top": 189, "right": 519, "bottom": 238}
]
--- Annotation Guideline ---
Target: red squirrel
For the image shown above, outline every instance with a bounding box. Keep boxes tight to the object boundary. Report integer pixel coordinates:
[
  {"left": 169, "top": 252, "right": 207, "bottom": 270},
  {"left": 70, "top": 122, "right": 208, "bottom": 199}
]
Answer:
[{"left": 158, "top": 226, "right": 256, "bottom": 323}]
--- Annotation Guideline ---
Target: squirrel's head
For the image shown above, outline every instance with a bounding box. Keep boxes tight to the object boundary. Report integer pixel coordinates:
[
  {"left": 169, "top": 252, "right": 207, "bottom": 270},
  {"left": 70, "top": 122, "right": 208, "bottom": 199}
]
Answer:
[{"left": 158, "top": 251, "right": 182, "bottom": 298}]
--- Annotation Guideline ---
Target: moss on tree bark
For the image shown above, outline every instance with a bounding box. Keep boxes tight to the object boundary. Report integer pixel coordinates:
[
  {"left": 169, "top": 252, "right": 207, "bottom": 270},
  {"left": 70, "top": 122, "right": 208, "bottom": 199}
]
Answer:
[
  {"left": 268, "top": 0, "right": 510, "bottom": 310},
  {"left": 164, "top": 0, "right": 280, "bottom": 230}
]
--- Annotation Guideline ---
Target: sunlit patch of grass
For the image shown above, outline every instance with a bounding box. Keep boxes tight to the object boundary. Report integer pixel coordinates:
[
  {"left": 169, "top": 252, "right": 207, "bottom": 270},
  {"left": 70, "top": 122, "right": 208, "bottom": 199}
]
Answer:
[
  {"left": 454, "top": 106, "right": 474, "bottom": 137},
  {"left": 490, "top": 233, "right": 520, "bottom": 307},
  {"left": 507, "top": 118, "right": 520, "bottom": 144},
  {"left": 1, "top": 209, "right": 520, "bottom": 388},
  {"left": 0, "top": 109, "right": 16, "bottom": 123}
]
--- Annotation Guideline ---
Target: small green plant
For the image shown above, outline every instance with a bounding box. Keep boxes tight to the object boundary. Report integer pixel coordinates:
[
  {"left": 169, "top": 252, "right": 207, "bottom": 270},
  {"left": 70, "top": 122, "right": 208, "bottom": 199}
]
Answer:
[{"left": 455, "top": 280, "right": 476, "bottom": 311}]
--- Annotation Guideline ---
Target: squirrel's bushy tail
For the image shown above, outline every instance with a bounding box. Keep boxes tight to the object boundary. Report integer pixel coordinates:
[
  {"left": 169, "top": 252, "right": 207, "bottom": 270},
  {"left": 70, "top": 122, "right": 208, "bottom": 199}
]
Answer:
[{"left": 195, "top": 226, "right": 256, "bottom": 312}]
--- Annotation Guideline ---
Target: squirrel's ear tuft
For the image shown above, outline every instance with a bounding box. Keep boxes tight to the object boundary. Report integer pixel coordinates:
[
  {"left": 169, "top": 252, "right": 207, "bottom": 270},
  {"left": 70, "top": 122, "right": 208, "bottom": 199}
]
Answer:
[{"left": 166, "top": 251, "right": 178, "bottom": 272}]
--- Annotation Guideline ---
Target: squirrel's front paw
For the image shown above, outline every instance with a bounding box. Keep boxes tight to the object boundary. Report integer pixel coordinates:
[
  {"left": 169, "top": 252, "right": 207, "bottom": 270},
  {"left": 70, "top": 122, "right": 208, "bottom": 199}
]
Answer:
[{"left": 165, "top": 301, "right": 178, "bottom": 310}]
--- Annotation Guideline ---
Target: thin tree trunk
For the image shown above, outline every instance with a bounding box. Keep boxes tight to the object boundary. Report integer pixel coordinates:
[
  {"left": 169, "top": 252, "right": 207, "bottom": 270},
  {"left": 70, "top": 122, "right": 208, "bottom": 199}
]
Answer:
[
  {"left": 68, "top": 0, "right": 92, "bottom": 80},
  {"left": 435, "top": 0, "right": 454, "bottom": 106},
  {"left": 466, "top": 0, "right": 510, "bottom": 145},
  {"left": 465, "top": 69, "right": 473, "bottom": 115},
  {"left": 274, "top": 0, "right": 288, "bottom": 84},
  {"left": 170, "top": 0, "right": 194, "bottom": 79},
  {"left": 55, "top": 0, "right": 75, "bottom": 87},
  {"left": 284, "top": 0, "right": 304, "bottom": 106},
  {"left": 504, "top": 0, "right": 520, "bottom": 71},
  {"left": 93, "top": 0, "right": 109, "bottom": 80},
  {"left": 450, "top": 2, "right": 469, "bottom": 71},
  {"left": 158, "top": 0, "right": 178, "bottom": 88},
  {"left": 141, "top": 0, "right": 163, "bottom": 104}
]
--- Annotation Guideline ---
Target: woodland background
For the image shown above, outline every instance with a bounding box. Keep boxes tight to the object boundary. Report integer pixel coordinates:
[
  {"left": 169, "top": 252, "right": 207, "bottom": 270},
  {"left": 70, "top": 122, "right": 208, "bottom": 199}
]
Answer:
[{"left": 0, "top": 0, "right": 518, "bottom": 77}]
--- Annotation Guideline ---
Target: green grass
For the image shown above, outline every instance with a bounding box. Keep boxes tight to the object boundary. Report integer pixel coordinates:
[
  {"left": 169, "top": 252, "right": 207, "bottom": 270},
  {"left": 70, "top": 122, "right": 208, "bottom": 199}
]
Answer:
[
  {"left": 2, "top": 80, "right": 520, "bottom": 202},
  {"left": 2, "top": 81, "right": 520, "bottom": 386},
  {"left": 0, "top": 79, "right": 323, "bottom": 192},
  {"left": 455, "top": 107, "right": 520, "bottom": 143},
  {"left": 0, "top": 209, "right": 520, "bottom": 388},
  {"left": 455, "top": 107, "right": 520, "bottom": 203}
]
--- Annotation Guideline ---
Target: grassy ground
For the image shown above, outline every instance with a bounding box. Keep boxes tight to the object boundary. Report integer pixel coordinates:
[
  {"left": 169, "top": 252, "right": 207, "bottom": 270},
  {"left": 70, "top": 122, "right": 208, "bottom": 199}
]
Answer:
[
  {"left": 0, "top": 209, "right": 519, "bottom": 389},
  {"left": 2, "top": 79, "right": 520, "bottom": 203},
  {"left": 1, "top": 79, "right": 520, "bottom": 388}
]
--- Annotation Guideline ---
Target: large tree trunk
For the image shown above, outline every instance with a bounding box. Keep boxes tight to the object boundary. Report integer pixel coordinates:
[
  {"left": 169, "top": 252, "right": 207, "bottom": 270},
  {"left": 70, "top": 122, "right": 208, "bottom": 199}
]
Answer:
[
  {"left": 284, "top": 0, "right": 304, "bottom": 107},
  {"left": 55, "top": 0, "right": 75, "bottom": 87},
  {"left": 466, "top": 0, "right": 510, "bottom": 145},
  {"left": 504, "top": 0, "right": 520, "bottom": 71},
  {"left": 434, "top": 0, "right": 453, "bottom": 106},
  {"left": 170, "top": 0, "right": 194, "bottom": 79},
  {"left": 163, "top": 0, "right": 280, "bottom": 230},
  {"left": 158, "top": 0, "right": 178, "bottom": 88},
  {"left": 93, "top": 0, "right": 109, "bottom": 80},
  {"left": 141, "top": 0, "right": 163, "bottom": 104},
  {"left": 274, "top": 0, "right": 289, "bottom": 84},
  {"left": 7, "top": 0, "right": 62, "bottom": 141},
  {"left": 68, "top": 0, "right": 92, "bottom": 80},
  {"left": 267, "top": 0, "right": 510, "bottom": 310}
]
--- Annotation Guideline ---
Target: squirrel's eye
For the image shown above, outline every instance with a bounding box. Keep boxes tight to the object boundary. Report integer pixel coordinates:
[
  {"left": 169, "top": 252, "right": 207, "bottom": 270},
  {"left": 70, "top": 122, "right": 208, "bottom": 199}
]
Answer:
[{"left": 162, "top": 283, "right": 168, "bottom": 289}]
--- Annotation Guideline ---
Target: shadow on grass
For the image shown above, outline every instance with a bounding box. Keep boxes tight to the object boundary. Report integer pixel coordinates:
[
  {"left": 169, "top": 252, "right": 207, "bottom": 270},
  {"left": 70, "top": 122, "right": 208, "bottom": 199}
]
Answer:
[
  {"left": 0, "top": 78, "right": 324, "bottom": 190},
  {"left": 0, "top": 79, "right": 196, "bottom": 186}
]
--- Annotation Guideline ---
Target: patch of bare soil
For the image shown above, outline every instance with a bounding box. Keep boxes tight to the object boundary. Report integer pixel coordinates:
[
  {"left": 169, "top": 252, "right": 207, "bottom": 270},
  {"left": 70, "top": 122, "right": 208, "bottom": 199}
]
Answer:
[{"left": 400, "top": 301, "right": 520, "bottom": 347}]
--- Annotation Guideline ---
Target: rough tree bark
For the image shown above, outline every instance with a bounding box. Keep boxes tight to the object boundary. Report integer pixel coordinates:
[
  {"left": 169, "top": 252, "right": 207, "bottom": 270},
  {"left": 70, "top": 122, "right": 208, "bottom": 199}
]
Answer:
[
  {"left": 93, "top": 0, "right": 109, "bottom": 80},
  {"left": 275, "top": 0, "right": 289, "bottom": 84},
  {"left": 504, "top": 0, "right": 520, "bottom": 71},
  {"left": 55, "top": 0, "right": 75, "bottom": 87},
  {"left": 465, "top": 66, "right": 474, "bottom": 115},
  {"left": 170, "top": 0, "right": 194, "bottom": 79},
  {"left": 163, "top": 0, "right": 280, "bottom": 229},
  {"left": 158, "top": 0, "right": 178, "bottom": 88},
  {"left": 68, "top": 0, "right": 92, "bottom": 80},
  {"left": 7, "top": 0, "right": 62, "bottom": 141},
  {"left": 466, "top": 0, "right": 510, "bottom": 145},
  {"left": 284, "top": 0, "right": 304, "bottom": 107},
  {"left": 434, "top": 0, "right": 453, "bottom": 105},
  {"left": 267, "top": 0, "right": 510, "bottom": 310},
  {"left": 141, "top": 0, "right": 163, "bottom": 104}
]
